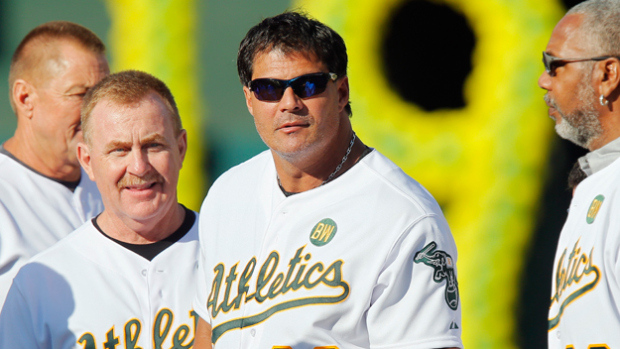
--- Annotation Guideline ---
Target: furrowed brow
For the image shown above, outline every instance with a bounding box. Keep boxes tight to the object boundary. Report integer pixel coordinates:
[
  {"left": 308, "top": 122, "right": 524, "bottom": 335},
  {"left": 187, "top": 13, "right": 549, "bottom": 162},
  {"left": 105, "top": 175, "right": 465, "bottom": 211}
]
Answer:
[
  {"left": 141, "top": 134, "right": 168, "bottom": 145},
  {"left": 104, "top": 140, "right": 131, "bottom": 152}
]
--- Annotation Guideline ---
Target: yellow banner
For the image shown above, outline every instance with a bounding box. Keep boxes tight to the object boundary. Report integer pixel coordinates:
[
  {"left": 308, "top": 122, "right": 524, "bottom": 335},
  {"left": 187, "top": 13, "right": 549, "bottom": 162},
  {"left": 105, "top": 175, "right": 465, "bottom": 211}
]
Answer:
[
  {"left": 105, "top": 0, "right": 205, "bottom": 210},
  {"left": 295, "top": 0, "right": 563, "bottom": 347}
]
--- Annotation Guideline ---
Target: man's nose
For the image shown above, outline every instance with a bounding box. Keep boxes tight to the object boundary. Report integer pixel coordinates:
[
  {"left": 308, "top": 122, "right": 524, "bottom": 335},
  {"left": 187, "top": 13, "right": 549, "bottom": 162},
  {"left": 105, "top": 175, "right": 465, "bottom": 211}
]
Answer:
[
  {"left": 278, "top": 87, "right": 304, "bottom": 112},
  {"left": 127, "top": 149, "right": 151, "bottom": 176},
  {"left": 538, "top": 70, "right": 552, "bottom": 90}
]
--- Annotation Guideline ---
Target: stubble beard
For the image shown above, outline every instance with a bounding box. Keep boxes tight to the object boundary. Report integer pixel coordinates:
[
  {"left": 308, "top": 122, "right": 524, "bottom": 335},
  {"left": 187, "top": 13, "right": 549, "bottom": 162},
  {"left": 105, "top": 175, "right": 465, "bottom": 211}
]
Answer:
[{"left": 547, "top": 73, "right": 602, "bottom": 149}]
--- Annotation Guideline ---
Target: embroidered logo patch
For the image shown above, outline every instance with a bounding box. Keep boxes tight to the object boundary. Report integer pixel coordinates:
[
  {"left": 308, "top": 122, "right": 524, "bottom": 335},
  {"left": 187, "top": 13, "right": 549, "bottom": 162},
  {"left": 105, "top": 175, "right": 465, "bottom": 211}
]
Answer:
[
  {"left": 310, "top": 218, "right": 337, "bottom": 246},
  {"left": 414, "top": 242, "right": 459, "bottom": 310},
  {"left": 586, "top": 195, "right": 605, "bottom": 224}
]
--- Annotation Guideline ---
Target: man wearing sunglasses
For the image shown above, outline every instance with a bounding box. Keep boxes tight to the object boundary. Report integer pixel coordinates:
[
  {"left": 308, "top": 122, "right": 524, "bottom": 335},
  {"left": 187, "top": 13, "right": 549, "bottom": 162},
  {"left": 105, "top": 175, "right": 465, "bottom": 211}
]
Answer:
[
  {"left": 539, "top": 0, "right": 620, "bottom": 348},
  {"left": 193, "top": 11, "right": 462, "bottom": 349}
]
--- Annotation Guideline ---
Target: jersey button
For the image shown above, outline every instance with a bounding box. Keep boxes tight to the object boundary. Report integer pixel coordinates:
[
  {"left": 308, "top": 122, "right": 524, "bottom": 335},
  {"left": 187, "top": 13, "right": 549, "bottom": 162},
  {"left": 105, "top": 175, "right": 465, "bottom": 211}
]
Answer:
[
  {"left": 141, "top": 269, "right": 147, "bottom": 276},
  {"left": 250, "top": 329, "right": 256, "bottom": 337}
]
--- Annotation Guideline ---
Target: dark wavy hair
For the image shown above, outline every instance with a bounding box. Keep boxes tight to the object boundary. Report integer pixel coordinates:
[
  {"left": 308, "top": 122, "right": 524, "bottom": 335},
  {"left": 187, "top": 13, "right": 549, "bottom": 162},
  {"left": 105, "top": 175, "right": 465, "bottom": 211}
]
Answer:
[{"left": 237, "top": 11, "right": 351, "bottom": 116}]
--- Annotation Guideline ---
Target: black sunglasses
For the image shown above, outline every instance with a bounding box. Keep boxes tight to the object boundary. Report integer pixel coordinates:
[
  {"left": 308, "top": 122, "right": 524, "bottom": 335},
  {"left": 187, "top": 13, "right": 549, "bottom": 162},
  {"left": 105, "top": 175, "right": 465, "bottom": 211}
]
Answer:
[
  {"left": 542, "top": 51, "right": 620, "bottom": 76},
  {"left": 249, "top": 72, "right": 338, "bottom": 101}
]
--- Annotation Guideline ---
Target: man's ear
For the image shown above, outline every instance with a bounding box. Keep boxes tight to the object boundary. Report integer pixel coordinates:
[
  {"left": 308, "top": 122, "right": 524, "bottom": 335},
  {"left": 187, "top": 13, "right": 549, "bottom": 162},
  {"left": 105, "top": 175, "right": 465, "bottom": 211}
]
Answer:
[
  {"left": 243, "top": 86, "right": 254, "bottom": 115},
  {"left": 177, "top": 129, "right": 188, "bottom": 168},
  {"left": 77, "top": 142, "right": 95, "bottom": 181},
  {"left": 12, "top": 79, "right": 35, "bottom": 118},
  {"left": 598, "top": 58, "right": 620, "bottom": 103}
]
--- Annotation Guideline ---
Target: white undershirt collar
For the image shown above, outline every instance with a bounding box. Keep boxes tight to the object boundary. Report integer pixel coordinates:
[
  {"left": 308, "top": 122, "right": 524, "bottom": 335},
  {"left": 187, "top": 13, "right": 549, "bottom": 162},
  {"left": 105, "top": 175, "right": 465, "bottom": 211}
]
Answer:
[{"left": 579, "top": 137, "right": 620, "bottom": 176}]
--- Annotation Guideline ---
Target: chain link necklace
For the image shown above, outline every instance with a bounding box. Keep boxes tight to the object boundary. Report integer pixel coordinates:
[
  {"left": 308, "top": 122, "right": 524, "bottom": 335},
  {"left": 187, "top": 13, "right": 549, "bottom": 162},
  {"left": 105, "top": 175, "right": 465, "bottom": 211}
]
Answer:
[
  {"left": 277, "top": 131, "right": 357, "bottom": 194},
  {"left": 322, "top": 131, "right": 356, "bottom": 185}
]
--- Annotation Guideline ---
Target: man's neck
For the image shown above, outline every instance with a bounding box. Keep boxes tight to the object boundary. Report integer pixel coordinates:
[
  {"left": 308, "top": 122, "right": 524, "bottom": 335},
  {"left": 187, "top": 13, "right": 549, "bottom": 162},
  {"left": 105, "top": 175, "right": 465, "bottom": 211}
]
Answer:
[
  {"left": 96, "top": 203, "right": 186, "bottom": 244},
  {"left": 274, "top": 138, "right": 367, "bottom": 193},
  {"left": 3, "top": 135, "right": 81, "bottom": 182},
  {"left": 587, "top": 110, "right": 620, "bottom": 151}
]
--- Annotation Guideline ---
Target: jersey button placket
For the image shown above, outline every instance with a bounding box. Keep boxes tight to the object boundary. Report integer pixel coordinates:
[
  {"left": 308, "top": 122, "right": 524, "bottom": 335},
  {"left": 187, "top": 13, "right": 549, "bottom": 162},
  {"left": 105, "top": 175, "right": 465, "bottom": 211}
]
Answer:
[
  {"left": 137, "top": 265, "right": 153, "bottom": 333},
  {"left": 240, "top": 325, "right": 260, "bottom": 348}
]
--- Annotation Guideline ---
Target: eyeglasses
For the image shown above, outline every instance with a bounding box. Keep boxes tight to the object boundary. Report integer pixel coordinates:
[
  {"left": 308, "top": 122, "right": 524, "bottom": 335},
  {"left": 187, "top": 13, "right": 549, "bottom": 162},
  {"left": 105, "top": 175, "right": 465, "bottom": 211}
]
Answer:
[
  {"left": 543, "top": 51, "right": 620, "bottom": 76},
  {"left": 249, "top": 72, "right": 338, "bottom": 101}
]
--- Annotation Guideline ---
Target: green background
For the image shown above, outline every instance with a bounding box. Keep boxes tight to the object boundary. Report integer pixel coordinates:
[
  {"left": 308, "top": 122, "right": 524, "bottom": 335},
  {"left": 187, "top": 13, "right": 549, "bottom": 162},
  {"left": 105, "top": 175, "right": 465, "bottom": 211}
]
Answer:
[{"left": 0, "top": 0, "right": 290, "bottom": 178}]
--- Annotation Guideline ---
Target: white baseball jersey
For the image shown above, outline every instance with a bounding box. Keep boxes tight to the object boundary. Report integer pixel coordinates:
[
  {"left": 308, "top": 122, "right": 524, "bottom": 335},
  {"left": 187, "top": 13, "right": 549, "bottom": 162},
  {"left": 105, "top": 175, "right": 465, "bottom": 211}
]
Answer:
[
  {"left": 0, "top": 209, "right": 199, "bottom": 349},
  {"left": 194, "top": 149, "right": 462, "bottom": 349},
  {"left": 0, "top": 150, "right": 103, "bottom": 306},
  {"left": 548, "top": 154, "right": 620, "bottom": 349}
]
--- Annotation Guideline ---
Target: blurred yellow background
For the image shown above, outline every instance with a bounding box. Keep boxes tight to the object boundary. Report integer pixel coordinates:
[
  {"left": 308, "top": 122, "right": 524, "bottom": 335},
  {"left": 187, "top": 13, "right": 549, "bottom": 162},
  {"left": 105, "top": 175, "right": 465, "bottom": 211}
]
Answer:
[{"left": 0, "top": 0, "right": 586, "bottom": 347}]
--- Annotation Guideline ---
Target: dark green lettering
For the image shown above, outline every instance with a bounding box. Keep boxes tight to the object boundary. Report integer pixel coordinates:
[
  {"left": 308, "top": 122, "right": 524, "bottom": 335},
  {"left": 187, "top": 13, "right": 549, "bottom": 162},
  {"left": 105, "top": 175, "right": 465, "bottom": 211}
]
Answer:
[
  {"left": 171, "top": 324, "right": 192, "bottom": 349},
  {"left": 221, "top": 264, "right": 238, "bottom": 312},
  {"left": 153, "top": 308, "right": 173, "bottom": 349},
  {"left": 255, "top": 252, "right": 278, "bottom": 303},
  {"left": 280, "top": 247, "right": 304, "bottom": 294},
  {"left": 302, "top": 263, "right": 324, "bottom": 288},
  {"left": 212, "top": 278, "right": 349, "bottom": 344},
  {"left": 233, "top": 258, "right": 255, "bottom": 306},
  {"left": 208, "top": 264, "right": 225, "bottom": 318},
  {"left": 190, "top": 310, "right": 199, "bottom": 334},
  {"left": 549, "top": 247, "right": 600, "bottom": 330},
  {"left": 319, "top": 261, "right": 344, "bottom": 287},
  {"left": 124, "top": 319, "right": 142, "bottom": 349},
  {"left": 290, "top": 263, "right": 307, "bottom": 291},
  {"left": 267, "top": 273, "right": 285, "bottom": 299},
  {"left": 104, "top": 328, "right": 120, "bottom": 349},
  {"left": 77, "top": 333, "right": 96, "bottom": 349}
]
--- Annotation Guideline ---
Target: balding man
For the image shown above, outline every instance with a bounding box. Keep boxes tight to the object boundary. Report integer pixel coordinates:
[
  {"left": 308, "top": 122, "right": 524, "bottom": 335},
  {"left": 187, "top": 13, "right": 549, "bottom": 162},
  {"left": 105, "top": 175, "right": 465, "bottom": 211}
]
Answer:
[
  {"left": 539, "top": 0, "right": 620, "bottom": 347},
  {"left": 0, "top": 21, "right": 108, "bottom": 305}
]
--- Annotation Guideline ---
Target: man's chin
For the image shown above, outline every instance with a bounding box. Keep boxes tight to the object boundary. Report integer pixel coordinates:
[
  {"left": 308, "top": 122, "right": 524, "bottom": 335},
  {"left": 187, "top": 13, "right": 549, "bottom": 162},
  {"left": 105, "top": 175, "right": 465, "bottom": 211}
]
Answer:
[{"left": 555, "top": 121, "right": 588, "bottom": 149}]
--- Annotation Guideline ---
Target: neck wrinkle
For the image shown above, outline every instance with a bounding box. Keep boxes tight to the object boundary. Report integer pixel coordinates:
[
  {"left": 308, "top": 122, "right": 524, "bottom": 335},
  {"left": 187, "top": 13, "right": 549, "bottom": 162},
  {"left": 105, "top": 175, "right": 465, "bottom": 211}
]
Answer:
[{"left": 3, "top": 132, "right": 81, "bottom": 182}]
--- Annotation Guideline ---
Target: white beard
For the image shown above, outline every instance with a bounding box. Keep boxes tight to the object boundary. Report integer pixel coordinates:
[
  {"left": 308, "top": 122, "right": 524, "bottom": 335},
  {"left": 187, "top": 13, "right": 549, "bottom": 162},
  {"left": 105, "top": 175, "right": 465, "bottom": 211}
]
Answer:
[
  {"left": 547, "top": 75, "right": 602, "bottom": 149},
  {"left": 555, "top": 117, "right": 591, "bottom": 148}
]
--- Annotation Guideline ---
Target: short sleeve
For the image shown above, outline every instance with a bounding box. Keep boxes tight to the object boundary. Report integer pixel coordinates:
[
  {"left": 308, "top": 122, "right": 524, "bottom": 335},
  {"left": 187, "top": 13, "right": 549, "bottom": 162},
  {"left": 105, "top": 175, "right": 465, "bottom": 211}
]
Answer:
[
  {"left": 0, "top": 200, "right": 25, "bottom": 306},
  {"left": 193, "top": 242, "right": 212, "bottom": 324},
  {"left": 367, "top": 215, "right": 463, "bottom": 349},
  {"left": 0, "top": 278, "right": 42, "bottom": 349}
]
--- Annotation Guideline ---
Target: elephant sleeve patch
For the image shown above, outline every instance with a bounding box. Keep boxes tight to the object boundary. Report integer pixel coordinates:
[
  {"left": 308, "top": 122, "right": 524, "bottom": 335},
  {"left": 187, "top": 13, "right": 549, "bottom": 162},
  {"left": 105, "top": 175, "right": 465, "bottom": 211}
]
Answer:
[{"left": 414, "top": 241, "right": 459, "bottom": 310}]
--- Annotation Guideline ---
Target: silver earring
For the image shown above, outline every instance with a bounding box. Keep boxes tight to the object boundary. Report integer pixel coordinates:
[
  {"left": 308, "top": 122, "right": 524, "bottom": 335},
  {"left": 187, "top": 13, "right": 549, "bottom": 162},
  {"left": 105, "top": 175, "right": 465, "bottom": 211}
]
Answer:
[{"left": 600, "top": 94, "right": 609, "bottom": 106}]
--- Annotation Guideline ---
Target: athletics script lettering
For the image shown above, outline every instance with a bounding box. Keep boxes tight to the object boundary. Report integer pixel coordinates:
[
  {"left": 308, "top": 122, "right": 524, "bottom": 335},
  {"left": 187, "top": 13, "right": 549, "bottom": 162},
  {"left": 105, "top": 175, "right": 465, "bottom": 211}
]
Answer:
[{"left": 207, "top": 245, "right": 350, "bottom": 344}]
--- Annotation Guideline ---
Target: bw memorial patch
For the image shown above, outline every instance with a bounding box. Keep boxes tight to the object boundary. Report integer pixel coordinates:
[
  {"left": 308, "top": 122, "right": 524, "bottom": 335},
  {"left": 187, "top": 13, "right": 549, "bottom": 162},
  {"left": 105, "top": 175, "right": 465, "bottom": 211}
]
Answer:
[
  {"left": 586, "top": 195, "right": 604, "bottom": 224},
  {"left": 310, "top": 218, "right": 337, "bottom": 246}
]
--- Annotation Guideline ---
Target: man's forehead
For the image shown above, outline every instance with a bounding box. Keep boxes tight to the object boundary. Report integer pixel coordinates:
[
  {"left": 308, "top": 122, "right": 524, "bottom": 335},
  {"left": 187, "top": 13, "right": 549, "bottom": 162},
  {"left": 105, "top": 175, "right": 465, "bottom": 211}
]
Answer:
[
  {"left": 251, "top": 49, "right": 326, "bottom": 78},
  {"left": 92, "top": 94, "right": 171, "bottom": 125},
  {"left": 31, "top": 39, "right": 106, "bottom": 88},
  {"left": 97, "top": 92, "right": 158, "bottom": 110},
  {"left": 92, "top": 97, "right": 134, "bottom": 115},
  {"left": 255, "top": 48, "right": 319, "bottom": 65},
  {"left": 547, "top": 14, "right": 587, "bottom": 55},
  {"left": 95, "top": 116, "right": 170, "bottom": 149}
]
